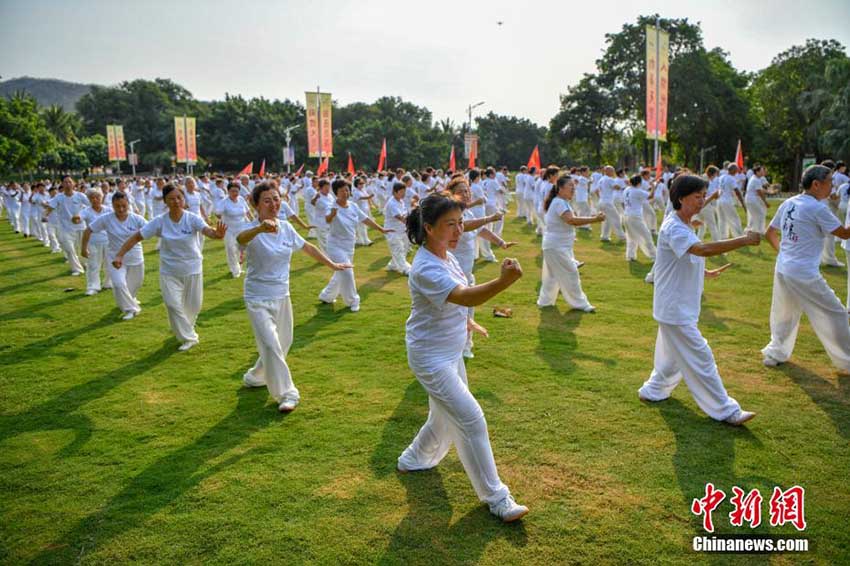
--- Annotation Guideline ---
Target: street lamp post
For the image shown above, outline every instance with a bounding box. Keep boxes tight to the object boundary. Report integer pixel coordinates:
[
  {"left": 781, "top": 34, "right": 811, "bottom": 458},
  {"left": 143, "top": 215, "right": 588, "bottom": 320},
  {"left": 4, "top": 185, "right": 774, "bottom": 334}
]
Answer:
[
  {"left": 128, "top": 139, "right": 141, "bottom": 177},
  {"left": 284, "top": 124, "right": 300, "bottom": 174},
  {"left": 467, "top": 101, "right": 485, "bottom": 131},
  {"left": 699, "top": 145, "right": 716, "bottom": 174}
]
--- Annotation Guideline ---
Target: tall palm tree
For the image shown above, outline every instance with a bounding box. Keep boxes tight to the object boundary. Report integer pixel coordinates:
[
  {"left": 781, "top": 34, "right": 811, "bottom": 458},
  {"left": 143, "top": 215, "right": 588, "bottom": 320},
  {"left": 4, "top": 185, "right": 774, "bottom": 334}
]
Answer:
[{"left": 42, "top": 104, "right": 79, "bottom": 144}]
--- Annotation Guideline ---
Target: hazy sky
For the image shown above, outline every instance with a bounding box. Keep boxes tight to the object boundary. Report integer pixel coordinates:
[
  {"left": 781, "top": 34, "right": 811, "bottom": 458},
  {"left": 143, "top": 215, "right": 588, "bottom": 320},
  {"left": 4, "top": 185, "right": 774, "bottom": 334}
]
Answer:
[{"left": 2, "top": 0, "right": 848, "bottom": 127}]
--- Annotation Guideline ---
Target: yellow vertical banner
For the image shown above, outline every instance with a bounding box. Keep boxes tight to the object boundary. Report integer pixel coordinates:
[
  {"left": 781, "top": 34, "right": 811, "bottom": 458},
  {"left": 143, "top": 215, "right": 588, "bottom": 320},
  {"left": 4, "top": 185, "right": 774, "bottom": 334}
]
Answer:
[
  {"left": 645, "top": 25, "right": 669, "bottom": 142},
  {"left": 115, "top": 125, "right": 127, "bottom": 160},
  {"left": 106, "top": 125, "right": 118, "bottom": 162},
  {"left": 175, "top": 117, "right": 187, "bottom": 163},
  {"left": 306, "top": 92, "right": 320, "bottom": 158},
  {"left": 319, "top": 92, "right": 333, "bottom": 158},
  {"left": 185, "top": 117, "right": 197, "bottom": 162}
]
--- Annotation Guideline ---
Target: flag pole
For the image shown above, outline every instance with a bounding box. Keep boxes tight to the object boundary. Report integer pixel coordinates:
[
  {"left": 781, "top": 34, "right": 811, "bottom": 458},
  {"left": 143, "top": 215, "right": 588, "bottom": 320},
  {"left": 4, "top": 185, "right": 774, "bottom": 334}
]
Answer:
[
  {"left": 654, "top": 16, "right": 660, "bottom": 173},
  {"left": 316, "top": 85, "right": 322, "bottom": 174}
]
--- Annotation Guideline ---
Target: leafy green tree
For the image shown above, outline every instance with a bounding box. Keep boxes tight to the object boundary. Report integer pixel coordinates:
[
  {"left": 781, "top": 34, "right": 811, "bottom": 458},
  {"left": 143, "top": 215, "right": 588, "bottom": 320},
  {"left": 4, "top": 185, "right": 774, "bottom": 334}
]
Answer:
[
  {"left": 0, "top": 93, "right": 56, "bottom": 175},
  {"left": 549, "top": 75, "right": 617, "bottom": 164},
  {"left": 41, "top": 104, "right": 81, "bottom": 144},
  {"left": 77, "top": 134, "right": 108, "bottom": 169}
]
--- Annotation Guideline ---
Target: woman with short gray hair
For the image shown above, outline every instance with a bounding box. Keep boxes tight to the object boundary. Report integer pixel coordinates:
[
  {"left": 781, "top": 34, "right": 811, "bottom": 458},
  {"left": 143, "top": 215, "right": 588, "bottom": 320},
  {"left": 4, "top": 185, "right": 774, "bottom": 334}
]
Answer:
[{"left": 80, "top": 187, "right": 112, "bottom": 295}]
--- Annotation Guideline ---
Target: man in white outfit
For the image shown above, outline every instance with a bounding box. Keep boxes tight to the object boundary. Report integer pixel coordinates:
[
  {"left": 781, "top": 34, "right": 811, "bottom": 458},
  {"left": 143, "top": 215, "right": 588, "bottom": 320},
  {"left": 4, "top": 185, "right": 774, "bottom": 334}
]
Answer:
[
  {"left": 744, "top": 165, "right": 770, "bottom": 234},
  {"left": 716, "top": 164, "right": 745, "bottom": 238},
  {"left": 639, "top": 174, "right": 760, "bottom": 425},
  {"left": 762, "top": 164, "right": 850, "bottom": 373}
]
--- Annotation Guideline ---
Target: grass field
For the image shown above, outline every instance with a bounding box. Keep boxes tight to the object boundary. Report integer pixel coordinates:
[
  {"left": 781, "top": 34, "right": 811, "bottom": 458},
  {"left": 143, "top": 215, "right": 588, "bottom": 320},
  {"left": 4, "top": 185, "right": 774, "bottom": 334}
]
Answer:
[{"left": 1, "top": 201, "right": 848, "bottom": 565}]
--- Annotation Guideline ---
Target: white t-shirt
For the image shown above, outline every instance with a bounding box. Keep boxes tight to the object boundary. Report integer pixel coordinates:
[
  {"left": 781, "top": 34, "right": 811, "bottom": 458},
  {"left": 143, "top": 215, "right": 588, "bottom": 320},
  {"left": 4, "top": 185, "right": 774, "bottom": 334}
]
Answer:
[
  {"left": 745, "top": 176, "right": 766, "bottom": 203},
  {"left": 542, "top": 197, "right": 575, "bottom": 250},
  {"left": 140, "top": 211, "right": 208, "bottom": 277},
  {"left": 327, "top": 202, "right": 368, "bottom": 250},
  {"left": 483, "top": 178, "right": 501, "bottom": 209},
  {"left": 277, "top": 200, "right": 295, "bottom": 220},
  {"left": 623, "top": 187, "right": 650, "bottom": 217},
  {"left": 719, "top": 174, "right": 738, "bottom": 204},
  {"left": 215, "top": 197, "right": 250, "bottom": 232},
  {"left": 314, "top": 193, "right": 335, "bottom": 230},
  {"left": 242, "top": 220, "right": 306, "bottom": 301},
  {"left": 89, "top": 212, "right": 147, "bottom": 264},
  {"left": 598, "top": 177, "right": 617, "bottom": 204},
  {"left": 573, "top": 176, "right": 589, "bottom": 203},
  {"left": 406, "top": 246, "right": 469, "bottom": 372},
  {"left": 49, "top": 192, "right": 89, "bottom": 233},
  {"left": 653, "top": 213, "right": 704, "bottom": 326},
  {"left": 706, "top": 177, "right": 720, "bottom": 203},
  {"left": 184, "top": 190, "right": 203, "bottom": 215},
  {"left": 81, "top": 206, "right": 112, "bottom": 245},
  {"left": 454, "top": 208, "right": 479, "bottom": 274},
  {"left": 770, "top": 194, "right": 841, "bottom": 279},
  {"left": 383, "top": 197, "right": 407, "bottom": 233}
]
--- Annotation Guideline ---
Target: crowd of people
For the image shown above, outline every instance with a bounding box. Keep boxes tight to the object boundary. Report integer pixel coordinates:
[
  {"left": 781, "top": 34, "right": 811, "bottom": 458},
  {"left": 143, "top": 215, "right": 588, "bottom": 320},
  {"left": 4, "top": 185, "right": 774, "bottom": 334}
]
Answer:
[{"left": 2, "top": 158, "right": 850, "bottom": 523}]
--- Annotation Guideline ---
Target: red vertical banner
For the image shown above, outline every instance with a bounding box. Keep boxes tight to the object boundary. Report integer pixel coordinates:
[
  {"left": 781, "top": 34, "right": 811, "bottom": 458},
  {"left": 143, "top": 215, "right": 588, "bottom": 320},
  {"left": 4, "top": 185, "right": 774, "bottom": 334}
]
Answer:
[
  {"left": 185, "top": 117, "right": 197, "bottom": 162},
  {"left": 114, "top": 125, "right": 127, "bottom": 160},
  {"left": 645, "top": 25, "right": 669, "bottom": 141},
  {"left": 377, "top": 138, "right": 387, "bottom": 171},
  {"left": 305, "top": 92, "right": 320, "bottom": 158},
  {"left": 174, "top": 117, "right": 187, "bottom": 163},
  {"left": 347, "top": 153, "right": 355, "bottom": 175},
  {"left": 449, "top": 146, "right": 456, "bottom": 171},
  {"left": 106, "top": 125, "right": 118, "bottom": 162}
]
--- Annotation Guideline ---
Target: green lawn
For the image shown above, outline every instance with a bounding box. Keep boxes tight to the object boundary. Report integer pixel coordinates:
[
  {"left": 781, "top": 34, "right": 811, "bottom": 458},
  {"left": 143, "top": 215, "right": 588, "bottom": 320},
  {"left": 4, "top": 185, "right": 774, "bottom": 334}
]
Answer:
[{"left": 1, "top": 202, "right": 848, "bottom": 565}]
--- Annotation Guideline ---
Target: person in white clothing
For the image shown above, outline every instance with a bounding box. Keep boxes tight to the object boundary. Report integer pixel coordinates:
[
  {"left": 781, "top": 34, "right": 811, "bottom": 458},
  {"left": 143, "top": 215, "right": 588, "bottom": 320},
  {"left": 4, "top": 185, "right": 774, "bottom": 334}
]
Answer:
[
  {"left": 623, "top": 175, "right": 657, "bottom": 262},
  {"left": 524, "top": 167, "right": 539, "bottom": 226},
  {"left": 215, "top": 183, "right": 253, "bottom": 277},
  {"left": 762, "top": 165, "right": 850, "bottom": 373},
  {"left": 638, "top": 174, "right": 761, "bottom": 425},
  {"left": 480, "top": 167, "right": 505, "bottom": 261},
  {"left": 113, "top": 184, "right": 226, "bottom": 351},
  {"left": 45, "top": 176, "right": 89, "bottom": 276},
  {"left": 312, "top": 179, "right": 335, "bottom": 252},
  {"left": 79, "top": 188, "right": 113, "bottom": 295},
  {"left": 537, "top": 175, "right": 604, "bottom": 310},
  {"left": 695, "top": 166, "right": 722, "bottom": 241},
  {"left": 598, "top": 166, "right": 626, "bottom": 241},
  {"left": 716, "top": 164, "right": 745, "bottom": 238},
  {"left": 820, "top": 159, "right": 844, "bottom": 267},
  {"left": 572, "top": 167, "right": 593, "bottom": 231},
  {"left": 744, "top": 165, "right": 771, "bottom": 234},
  {"left": 318, "top": 178, "right": 391, "bottom": 311},
  {"left": 384, "top": 182, "right": 412, "bottom": 275},
  {"left": 43, "top": 186, "right": 62, "bottom": 252},
  {"left": 237, "top": 183, "right": 349, "bottom": 413},
  {"left": 397, "top": 194, "right": 529, "bottom": 523},
  {"left": 83, "top": 192, "right": 147, "bottom": 320},
  {"left": 352, "top": 177, "right": 375, "bottom": 246}
]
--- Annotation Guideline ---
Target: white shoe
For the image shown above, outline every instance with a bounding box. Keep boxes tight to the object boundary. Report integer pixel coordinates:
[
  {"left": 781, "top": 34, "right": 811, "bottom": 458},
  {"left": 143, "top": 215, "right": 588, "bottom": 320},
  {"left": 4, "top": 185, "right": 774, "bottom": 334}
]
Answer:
[
  {"left": 178, "top": 340, "right": 198, "bottom": 352},
  {"left": 763, "top": 356, "right": 781, "bottom": 367},
  {"left": 575, "top": 261, "right": 585, "bottom": 269},
  {"left": 243, "top": 373, "right": 265, "bottom": 388},
  {"left": 278, "top": 398, "right": 298, "bottom": 413},
  {"left": 489, "top": 495, "right": 528, "bottom": 523},
  {"left": 85, "top": 289, "right": 97, "bottom": 296},
  {"left": 121, "top": 311, "right": 136, "bottom": 321},
  {"left": 725, "top": 409, "right": 756, "bottom": 426},
  {"left": 581, "top": 305, "right": 596, "bottom": 313},
  {"left": 350, "top": 303, "right": 360, "bottom": 312},
  {"left": 71, "top": 271, "right": 83, "bottom": 277},
  {"left": 462, "top": 348, "right": 474, "bottom": 359}
]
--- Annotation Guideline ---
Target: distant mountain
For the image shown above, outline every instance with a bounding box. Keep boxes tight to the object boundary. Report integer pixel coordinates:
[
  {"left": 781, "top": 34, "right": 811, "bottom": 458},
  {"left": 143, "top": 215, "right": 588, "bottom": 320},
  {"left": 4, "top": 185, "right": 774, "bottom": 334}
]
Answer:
[{"left": 0, "top": 76, "right": 96, "bottom": 112}]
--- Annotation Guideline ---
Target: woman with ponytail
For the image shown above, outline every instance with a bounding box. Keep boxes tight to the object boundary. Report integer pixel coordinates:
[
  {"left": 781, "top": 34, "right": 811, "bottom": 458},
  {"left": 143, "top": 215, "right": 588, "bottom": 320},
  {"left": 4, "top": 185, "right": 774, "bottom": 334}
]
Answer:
[
  {"left": 397, "top": 194, "right": 529, "bottom": 523},
  {"left": 537, "top": 176, "right": 605, "bottom": 310}
]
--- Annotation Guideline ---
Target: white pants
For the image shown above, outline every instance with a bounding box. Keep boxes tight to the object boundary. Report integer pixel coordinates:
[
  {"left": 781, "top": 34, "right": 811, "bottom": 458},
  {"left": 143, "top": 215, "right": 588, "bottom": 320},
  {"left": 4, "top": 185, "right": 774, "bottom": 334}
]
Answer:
[
  {"left": 516, "top": 195, "right": 527, "bottom": 218},
  {"left": 135, "top": 200, "right": 146, "bottom": 218},
  {"left": 624, "top": 215, "right": 656, "bottom": 261},
  {"left": 386, "top": 234, "right": 410, "bottom": 274},
  {"left": 524, "top": 197, "right": 536, "bottom": 225},
  {"left": 696, "top": 203, "right": 721, "bottom": 241},
  {"left": 642, "top": 201, "right": 658, "bottom": 233},
  {"left": 762, "top": 271, "right": 850, "bottom": 372},
  {"left": 59, "top": 229, "right": 85, "bottom": 274},
  {"left": 486, "top": 205, "right": 504, "bottom": 237},
  {"left": 355, "top": 221, "right": 371, "bottom": 245},
  {"left": 319, "top": 245, "right": 358, "bottom": 308},
  {"left": 316, "top": 227, "right": 329, "bottom": 252},
  {"left": 537, "top": 247, "right": 592, "bottom": 309},
  {"left": 599, "top": 202, "right": 624, "bottom": 240},
  {"left": 289, "top": 193, "right": 300, "bottom": 216},
  {"left": 574, "top": 201, "right": 592, "bottom": 230},
  {"left": 745, "top": 200, "right": 767, "bottom": 234},
  {"left": 821, "top": 232, "right": 841, "bottom": 266},
  {"left": 7, "top": 205, "right": 21, "bottom": 231},
  {"left": 109, "top": 262, "right": 144, "bottom": 314},
  {"left": 46, "top": 223, "right": 61, "bottom": 251},
  {"left": 716, "top": 201, "right": 743, "bottom": 239},
  {"left": 398, "top": 356, "right": 510, "bottom": 506},
  {"left": 223, "top": 231, "right": 242, "bottom": 277},
  {"left": 160, "top": 272, "right": 203, "bottom": 343},
  {"left": 639, "top": 322, "right": 742, "bottom": 421},
  {"left": 305, "top": 203, "right": 317, "bottom": 238},
  {"left": 245, "top": 297, "right": 299, "bottom": 403},
  {"left": 85, "top": 240, "right": 110, "bottom": 292}
]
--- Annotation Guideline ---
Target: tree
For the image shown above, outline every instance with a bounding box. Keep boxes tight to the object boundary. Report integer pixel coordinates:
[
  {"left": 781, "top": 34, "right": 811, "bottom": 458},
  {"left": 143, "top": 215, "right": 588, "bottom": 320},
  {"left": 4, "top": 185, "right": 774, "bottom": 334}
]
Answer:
[
  {"left": 549, "top": 75, "right": 617, "bottom": 164},
  {"left": 42, "top": 104, "right": 81, "bottom": 144},
  {"left": 0, "top": 93, "right": 56, "bottom": 175},
  {"left": 77, "top": 134, "right": 108, "bottom": 169},
  {"left": 475, "top": 112, "right": 550, "bottom": 169}
]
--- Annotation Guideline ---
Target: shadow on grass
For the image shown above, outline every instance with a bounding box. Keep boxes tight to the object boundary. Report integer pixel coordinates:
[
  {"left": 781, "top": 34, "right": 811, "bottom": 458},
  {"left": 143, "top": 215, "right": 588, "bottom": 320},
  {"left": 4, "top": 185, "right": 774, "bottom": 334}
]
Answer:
[
  {"left": 0, "top": 310, "right": 118, "bottom": 366},
  {"left": 0, "top": 255, "right": 64, "bottom": 277},
  {"left": 627, "top": 259, "right": 652, "bottom": 279},
  {"left": 654, "top": 399, "right": 776, "bottom": 543},
  {"left": 0, "top": 272, "right": 69, "bottom": 295},
  {"left": 779, "top": 362, "right": 849, "bottom": 440},
  {"left": 29, "top": 384, "right": 279, "bottom": 564},
  {"left": 369, "top": 381, "right": 527, "bottom": 565},
  {"left": 0, "top": 292, "right": 88, "bottom": 323},
  {"left": 0, "top": 341, "right": 176, "bottom": 459},
  {"left": 536, "top": 306, "right": 617, "bottom": 374}
]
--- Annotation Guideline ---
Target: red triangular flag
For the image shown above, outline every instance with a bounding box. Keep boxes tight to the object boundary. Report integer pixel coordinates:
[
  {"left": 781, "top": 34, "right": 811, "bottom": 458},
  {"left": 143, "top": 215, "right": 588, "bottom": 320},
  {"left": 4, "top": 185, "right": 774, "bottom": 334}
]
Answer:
[
  {"left": 526, "top": 146, "right": 540, "bottom": 170},
  {"left": 347, "top": 153, "right": 355, "bottom": 175},
  {"left": 258, "top": 159, "right": 266, "bottom": 178},
  {"left": 294, "top": 163, "right": 304, "bottom": 176},
  {"left": 735, "top": 140, "right": 744, "bottom": 170},
  {"left": 449, "top": 146, "right": 456, "bottom": 172},
  {"left": 377, "top": 138, "right": 387, "bottom": 172},
  {"left": 316, "top": 157, "right": 329, "bottom": 176},
  {"left": 468, "top": 142, "right": 477, "bottom": 169},
  {"left": 236, "top": 162, "right": 253, "bottom": 177}
]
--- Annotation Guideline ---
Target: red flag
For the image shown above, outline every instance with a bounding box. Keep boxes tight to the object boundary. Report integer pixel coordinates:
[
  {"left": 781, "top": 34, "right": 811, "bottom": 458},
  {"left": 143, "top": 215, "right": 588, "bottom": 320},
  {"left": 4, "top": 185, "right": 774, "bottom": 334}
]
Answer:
[
  {"left": 347, "top": 153, "right": 355, "bottom": 175},
  {"left": 236, "top": 162, "right": 253, "bottom": 177},
  {"left": 735, "top": 140, "right": 744, "bottom": 170},
  {"left": 377, "top": 138, "right": 387, "bottom": 171},
  {"left": 467, "top": 142, "right": 477, "bottom": 169},
  {"left": 655, "top": 153, "right": 663, "bottom": 181},
  {"left": 316, "top": 157, "right": 329, "bottom": 176},
  {"left": 258, "top": 159, "right": 266, "bottom": 178},
  {"left": 294, "top": 163, "right": 304, "bottom": 176},
  {"left": 449, "top": 146, "right": 456, "bottom": 172},
  {"left": 527, "top": 146, "right": 541, "bottom": 170}
]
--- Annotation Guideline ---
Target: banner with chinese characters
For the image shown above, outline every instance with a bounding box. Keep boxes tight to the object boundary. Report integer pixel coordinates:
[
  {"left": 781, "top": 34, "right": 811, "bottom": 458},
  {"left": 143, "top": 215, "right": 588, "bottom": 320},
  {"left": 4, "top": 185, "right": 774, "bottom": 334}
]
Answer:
[
  {"left": 306, "top": 92, "right": 334, "bottom": 158},
  {"left": 106, "top": 125, "right": 126, "bottom": 161},
  {"left": 645, "top": 25, "right": 669, "bottom": 141},
  {"left": 174, "top": 117, "right": 197, "bottom": 163},
  {"left": 185, "top": 117, "right": 197, "bottom": 162}
]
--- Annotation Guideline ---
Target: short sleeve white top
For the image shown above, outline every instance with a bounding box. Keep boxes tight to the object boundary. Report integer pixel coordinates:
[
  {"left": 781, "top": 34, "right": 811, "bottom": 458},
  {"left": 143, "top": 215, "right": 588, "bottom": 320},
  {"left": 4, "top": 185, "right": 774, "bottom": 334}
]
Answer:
[
  {"left": 653, "top": 213, "right": 704, "bottom": 325},
  {"left": 140, "top": 211, "right": 208, "bottom": 277},
  {"left": 90, "top": 212, "right": 147, "bottom": 264},
  {"left": 542, "top": 197, "right": 575, "bottom": 250},
  {"left": 769, "top": 194, "right": 841, "bottom": 279},
  {"left": 243, "top": 220, "right": 306, "bottom": 301}
]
